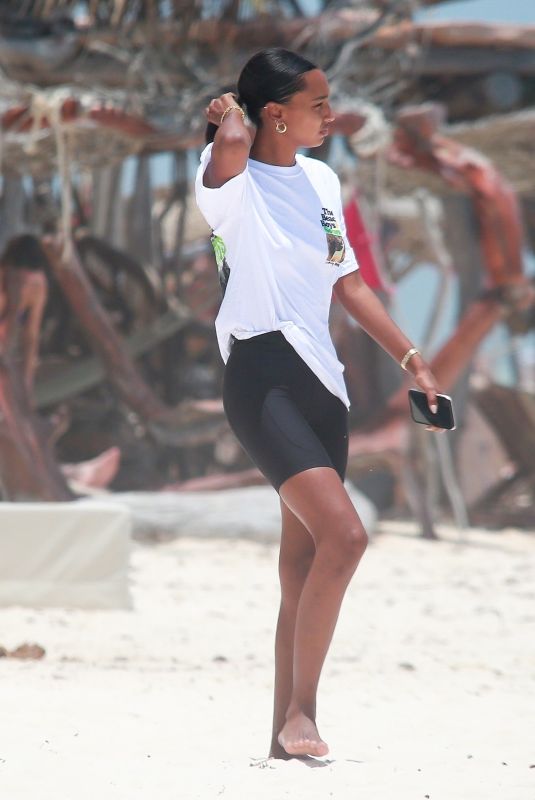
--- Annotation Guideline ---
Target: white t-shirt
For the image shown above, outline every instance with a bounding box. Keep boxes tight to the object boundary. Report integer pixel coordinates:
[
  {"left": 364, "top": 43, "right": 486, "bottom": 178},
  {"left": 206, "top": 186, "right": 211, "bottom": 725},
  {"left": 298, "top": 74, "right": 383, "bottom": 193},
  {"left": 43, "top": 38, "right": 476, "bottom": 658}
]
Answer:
[{"left": 194, "top": 142, "right": 359, "bottom": 408}]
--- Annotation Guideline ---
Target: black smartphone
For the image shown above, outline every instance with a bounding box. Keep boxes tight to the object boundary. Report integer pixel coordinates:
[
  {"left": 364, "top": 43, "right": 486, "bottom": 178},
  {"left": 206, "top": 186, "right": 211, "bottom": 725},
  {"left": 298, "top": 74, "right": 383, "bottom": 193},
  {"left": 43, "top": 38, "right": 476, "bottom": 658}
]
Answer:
[{"left": 408, "top": 389, "right": 456, "bottom": 430}]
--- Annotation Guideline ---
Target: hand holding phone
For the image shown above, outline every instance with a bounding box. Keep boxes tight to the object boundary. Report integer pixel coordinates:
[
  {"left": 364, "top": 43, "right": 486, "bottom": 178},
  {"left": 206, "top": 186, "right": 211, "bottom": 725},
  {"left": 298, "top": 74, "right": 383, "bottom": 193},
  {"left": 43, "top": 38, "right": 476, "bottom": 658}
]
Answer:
[{"left": 408, "top": 389, "right": 456, "bottom": 431}]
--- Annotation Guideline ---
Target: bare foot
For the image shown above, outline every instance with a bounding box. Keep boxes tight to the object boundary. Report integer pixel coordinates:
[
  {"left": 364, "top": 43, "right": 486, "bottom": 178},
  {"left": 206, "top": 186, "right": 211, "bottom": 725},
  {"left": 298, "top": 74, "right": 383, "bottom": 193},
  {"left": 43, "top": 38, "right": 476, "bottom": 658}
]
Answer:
[
  {"left": 61, "top": 446, "right": 121, "bottom": 489},
  {"left": 269, "top": 741, "right": 295, "bottom": 761},
  {"left": 277, "top": 712, "right": 329, "bottom": 757}
]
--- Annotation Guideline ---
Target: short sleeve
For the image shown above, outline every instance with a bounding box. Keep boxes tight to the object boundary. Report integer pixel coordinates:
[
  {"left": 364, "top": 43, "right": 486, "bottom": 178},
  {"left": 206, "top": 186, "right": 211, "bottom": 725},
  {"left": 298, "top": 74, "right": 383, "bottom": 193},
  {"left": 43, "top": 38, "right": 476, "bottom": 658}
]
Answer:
[
  {"left": 331, "top": 171, "right": 359, "bottom": 279},
  {"left": 194, "top": 143, "right": 248, "bottom": 230}
]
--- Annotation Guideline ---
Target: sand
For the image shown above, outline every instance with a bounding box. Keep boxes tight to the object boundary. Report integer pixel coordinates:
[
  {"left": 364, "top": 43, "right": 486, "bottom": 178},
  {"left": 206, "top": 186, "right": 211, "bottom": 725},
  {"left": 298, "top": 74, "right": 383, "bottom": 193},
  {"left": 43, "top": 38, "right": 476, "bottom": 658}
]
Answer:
[{"left": 0, "top": 518, "right": 534, "bottom": 800}]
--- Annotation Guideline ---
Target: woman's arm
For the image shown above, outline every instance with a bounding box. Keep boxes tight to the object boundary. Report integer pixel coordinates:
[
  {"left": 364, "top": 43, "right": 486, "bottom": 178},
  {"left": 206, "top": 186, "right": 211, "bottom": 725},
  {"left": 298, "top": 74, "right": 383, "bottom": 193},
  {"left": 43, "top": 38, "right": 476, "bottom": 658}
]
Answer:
[
  {"left": 4, "top": 272, "right": 24, "bottom": 356},
  {"left": 334, "top": 270, "right": 440, "bottom": 413},
  {"left": 21, "top": 274, "right": 48, "bottom": 395},
  {"left": 203, "top": 93, "right": 252, "bottom": 189}
]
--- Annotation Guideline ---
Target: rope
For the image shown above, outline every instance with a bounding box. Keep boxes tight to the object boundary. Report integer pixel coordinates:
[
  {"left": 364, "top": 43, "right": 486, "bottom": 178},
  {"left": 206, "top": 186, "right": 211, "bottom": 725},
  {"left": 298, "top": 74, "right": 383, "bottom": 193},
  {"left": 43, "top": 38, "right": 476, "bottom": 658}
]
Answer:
[
  {"left": 25, "top": 89, "right": 75, "bottom": 261},
  {"left": 52, "top": 111, "right": 74, "bottom": 262},
  {"left": 348, "top": 102, "right": 391, "bottom": 159},
  {"left": 434, "top": 432, "right": 470, "bottom": 538}
]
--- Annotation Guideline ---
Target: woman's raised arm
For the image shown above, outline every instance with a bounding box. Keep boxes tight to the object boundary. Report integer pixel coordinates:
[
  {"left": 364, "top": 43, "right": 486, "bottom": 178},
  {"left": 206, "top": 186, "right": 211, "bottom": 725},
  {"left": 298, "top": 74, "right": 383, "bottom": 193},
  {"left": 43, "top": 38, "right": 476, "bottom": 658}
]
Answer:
[{"left": 203, "top": 93, "right": 253, "bottom": 189}]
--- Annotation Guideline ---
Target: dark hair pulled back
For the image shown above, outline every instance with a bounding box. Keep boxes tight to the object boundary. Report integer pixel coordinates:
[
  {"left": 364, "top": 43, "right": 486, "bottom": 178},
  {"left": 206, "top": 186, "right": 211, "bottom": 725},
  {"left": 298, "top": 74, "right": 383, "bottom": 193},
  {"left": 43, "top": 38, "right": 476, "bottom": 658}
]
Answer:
[
  {"left": 205, "top": 48, "right": 317, "bottom": 144},
  {"left": 0, "top": 234, "right": 50, "bottom": 273}
]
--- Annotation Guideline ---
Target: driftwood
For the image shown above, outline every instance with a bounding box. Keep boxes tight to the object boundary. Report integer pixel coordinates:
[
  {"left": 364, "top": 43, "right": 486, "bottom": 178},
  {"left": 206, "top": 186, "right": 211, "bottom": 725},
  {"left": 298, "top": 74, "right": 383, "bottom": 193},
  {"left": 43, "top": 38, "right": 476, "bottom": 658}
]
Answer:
[
  {"left": 0, "top": 177, "right": 25, "bottom": 251},
  {"left": 474, "top": 385, "right": 535, "bottom": 478},
  {"left": 0, "top": 230, "right": 227, "bottom": 500},
  {"left": 48, "top": 238, "right": 232, "bottom": 453},
  {"left": 381, "top": 101, "right": 535, "bottom": 398},
  {"left": 0, "top": 100, "right": 192, "bottom": 160},
  {"left": 355, "top": 111, "right": 535, "bottom": 201},
  {"left": 0, "top": 2, "right": 532, "bottom": 509},
  {"left": 163, "top": 467, "right": 267, "bottom": 493},
  {"left": 2, "top": 23, "right": 534, "bottom": 100},
  {"left": 469, "top": 384, "right": 535, "bottom": 527},
  {"left": 41, "top": 238, "right": 225, "bottom": 440},
  {"left": 2, "top": 14, "right": 534, "bottom": 65},
  {"left": 338, "top": 297, "right": 506, "bottom": 538},
  {"left": 0, "top": 0, "right": 471, "bottom": 24},
  {"left": 41, "top": 236, "right": 169, "bottom": 420},
  {"left": 0, "top": 99, "right": 368, "bottom": 172},
  {"left": 76, "top": 233, "right": 159, "bottom": 322},
  {"left": 338, "top": 104, "right": 535, "bottom": 536},
  {"left": 1, "top": 5, "right": 534, "bottom": 179},
  {"left": 372, "top": 21, "right": 535, "bottom": 52},
  {"left": 388, "top": 103, "right": 527, "bottom": 290},
  {"left": 0, "top": 356, "right": 73, "bottom": 500},
  {"left": 34, "top": 308, "right": 193, "bottom": 408}
]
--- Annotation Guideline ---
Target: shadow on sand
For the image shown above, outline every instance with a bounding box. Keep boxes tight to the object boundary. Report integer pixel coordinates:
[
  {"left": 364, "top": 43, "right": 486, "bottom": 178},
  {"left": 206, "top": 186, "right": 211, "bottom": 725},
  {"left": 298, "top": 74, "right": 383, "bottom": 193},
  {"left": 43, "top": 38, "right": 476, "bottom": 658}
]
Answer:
[{"left": 250, "top": 756, "right": 364, "bottom": 770}]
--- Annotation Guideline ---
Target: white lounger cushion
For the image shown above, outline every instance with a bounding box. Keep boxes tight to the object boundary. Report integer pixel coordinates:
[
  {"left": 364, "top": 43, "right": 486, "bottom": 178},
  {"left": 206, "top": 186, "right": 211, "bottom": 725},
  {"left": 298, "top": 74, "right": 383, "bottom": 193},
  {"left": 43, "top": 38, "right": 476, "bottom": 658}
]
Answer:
[{"left": 0, "top": 501, "right": 132, "bottom": 609}]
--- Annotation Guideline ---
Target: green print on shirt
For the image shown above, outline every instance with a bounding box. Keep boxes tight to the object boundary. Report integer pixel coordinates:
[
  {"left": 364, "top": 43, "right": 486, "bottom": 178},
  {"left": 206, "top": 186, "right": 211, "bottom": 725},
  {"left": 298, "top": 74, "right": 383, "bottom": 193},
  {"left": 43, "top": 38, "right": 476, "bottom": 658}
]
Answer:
[
  {"left": 321, "top": 207, "right": 345, "bottom": 265},
  {"left": 211, "top": 234, "right": 231, "bottom": 295}
]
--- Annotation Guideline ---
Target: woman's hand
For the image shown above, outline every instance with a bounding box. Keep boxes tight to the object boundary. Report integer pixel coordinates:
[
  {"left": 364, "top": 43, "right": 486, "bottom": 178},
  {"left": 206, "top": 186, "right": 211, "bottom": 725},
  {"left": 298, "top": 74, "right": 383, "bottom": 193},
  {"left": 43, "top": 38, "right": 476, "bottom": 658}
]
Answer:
[
  {"left": 412, "top": 363, "right": 437, "bottom": 412},
  {"left": 411, "top": 362, "right": 446, "bottom": 433},
  {"left": 204, "top": 92, "right": 242, "bottom": 128}
]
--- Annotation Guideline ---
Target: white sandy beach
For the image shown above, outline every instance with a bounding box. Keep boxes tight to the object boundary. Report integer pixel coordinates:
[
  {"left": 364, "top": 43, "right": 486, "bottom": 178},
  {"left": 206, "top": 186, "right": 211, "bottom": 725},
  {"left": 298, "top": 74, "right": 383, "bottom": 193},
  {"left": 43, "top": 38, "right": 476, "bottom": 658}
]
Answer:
[{"left": 1, "top": 516, "right": 534, "bottom": 800}]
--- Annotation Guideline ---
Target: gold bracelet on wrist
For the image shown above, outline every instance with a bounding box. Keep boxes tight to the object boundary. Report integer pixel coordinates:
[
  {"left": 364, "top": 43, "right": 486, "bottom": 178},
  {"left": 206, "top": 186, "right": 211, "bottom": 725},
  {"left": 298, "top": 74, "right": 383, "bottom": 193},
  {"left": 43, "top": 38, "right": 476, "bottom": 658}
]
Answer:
[
  {"left": 400, "top": 347, "right": 420, "bottom": 371},
  {"left": 220, "top": 106, "right": 245, "bottom": 125}
]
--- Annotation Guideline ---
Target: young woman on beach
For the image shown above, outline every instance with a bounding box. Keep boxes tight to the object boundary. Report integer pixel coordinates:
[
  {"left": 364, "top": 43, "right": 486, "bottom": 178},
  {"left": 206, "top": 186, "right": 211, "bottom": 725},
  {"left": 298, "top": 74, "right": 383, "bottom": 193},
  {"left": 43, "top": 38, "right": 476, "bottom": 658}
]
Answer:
[
  {"left": 0, "top": 234, "right": 49, "bottom": 396},
  {"left": 195, "top": 48, "right": 441, "bottom": 760}
]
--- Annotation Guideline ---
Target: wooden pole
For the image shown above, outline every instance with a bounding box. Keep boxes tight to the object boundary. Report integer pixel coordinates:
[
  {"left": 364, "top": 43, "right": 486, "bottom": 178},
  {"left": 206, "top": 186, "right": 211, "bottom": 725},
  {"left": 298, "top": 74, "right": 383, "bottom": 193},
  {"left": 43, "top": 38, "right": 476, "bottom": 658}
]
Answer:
[
  {"left": 0, "top": 356, "right": 74, "bottom": 500},
  {"left": 41, "top": 235, "right": 169, "bottom": 420}
]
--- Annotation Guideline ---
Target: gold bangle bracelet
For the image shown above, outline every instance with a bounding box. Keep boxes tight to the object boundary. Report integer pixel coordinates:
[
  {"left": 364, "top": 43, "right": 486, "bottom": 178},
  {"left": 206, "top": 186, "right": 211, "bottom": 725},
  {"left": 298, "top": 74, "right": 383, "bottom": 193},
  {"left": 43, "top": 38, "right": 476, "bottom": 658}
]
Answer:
[
  {"left": 220, "top": 106, "right": 245, "bottom": 125},
  {"left": 400, "top": 347, "right": 420, "bottom": 371}
]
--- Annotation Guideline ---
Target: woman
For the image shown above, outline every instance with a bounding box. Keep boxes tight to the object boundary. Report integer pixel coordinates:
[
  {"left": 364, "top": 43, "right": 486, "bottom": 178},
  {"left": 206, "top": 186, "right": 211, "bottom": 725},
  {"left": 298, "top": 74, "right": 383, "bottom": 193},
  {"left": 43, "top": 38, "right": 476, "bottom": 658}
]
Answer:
[
  {"left": 195, "top": 48, "right": 441, "bottom": 760},
  {"left": 0, "top": 234, "right": 49, "bottom": 395},
  {"left": 0, "top": 234, "right": 122, "bottom": 492}
]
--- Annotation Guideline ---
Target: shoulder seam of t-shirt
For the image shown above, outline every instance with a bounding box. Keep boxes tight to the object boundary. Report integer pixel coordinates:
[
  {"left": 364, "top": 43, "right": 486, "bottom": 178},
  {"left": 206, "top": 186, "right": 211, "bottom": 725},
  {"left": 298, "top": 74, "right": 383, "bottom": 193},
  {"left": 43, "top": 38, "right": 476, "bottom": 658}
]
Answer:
[
  {"left": 297, "top": 154, "right": 337, "bottom": 175},
  {"left": 198, "top": 141, "right": 249, "bottom": 184}
]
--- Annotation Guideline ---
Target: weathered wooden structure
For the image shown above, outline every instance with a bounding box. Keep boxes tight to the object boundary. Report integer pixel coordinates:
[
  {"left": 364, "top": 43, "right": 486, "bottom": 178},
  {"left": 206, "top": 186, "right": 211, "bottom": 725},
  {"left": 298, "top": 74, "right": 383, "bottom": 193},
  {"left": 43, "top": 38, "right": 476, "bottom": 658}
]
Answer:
[{"left": 0, "top": 1, "right": 533, "bottom": 530}]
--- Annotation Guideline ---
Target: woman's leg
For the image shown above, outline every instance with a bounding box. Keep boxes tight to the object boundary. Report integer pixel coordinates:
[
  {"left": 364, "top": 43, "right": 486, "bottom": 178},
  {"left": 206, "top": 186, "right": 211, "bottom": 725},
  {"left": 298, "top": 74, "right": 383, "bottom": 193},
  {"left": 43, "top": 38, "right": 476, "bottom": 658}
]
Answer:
[
  {"left": 269, "top": 498, "right": 316, "bottom": 759},
  {"left": 276, "top": 465, "right": 368, "bottom": 757}
]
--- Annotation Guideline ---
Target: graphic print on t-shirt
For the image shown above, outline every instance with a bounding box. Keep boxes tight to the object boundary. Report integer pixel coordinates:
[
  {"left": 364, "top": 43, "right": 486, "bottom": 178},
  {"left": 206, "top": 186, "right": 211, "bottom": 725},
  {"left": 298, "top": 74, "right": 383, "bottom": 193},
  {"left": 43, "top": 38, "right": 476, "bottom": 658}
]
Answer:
[
  {"left": 211, "top": 234, "right": 231, "bottom": 295},
  {"left": 321, "top": 207, "right": 346, "bottom": 265}
]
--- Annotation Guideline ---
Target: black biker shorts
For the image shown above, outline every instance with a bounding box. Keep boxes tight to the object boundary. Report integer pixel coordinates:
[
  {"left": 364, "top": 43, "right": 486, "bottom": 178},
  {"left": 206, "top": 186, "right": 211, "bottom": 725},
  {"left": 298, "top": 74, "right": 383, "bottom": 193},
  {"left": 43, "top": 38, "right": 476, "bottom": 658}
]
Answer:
[{"left": 222, "top": 331, "right": 349, "bottom": 492}]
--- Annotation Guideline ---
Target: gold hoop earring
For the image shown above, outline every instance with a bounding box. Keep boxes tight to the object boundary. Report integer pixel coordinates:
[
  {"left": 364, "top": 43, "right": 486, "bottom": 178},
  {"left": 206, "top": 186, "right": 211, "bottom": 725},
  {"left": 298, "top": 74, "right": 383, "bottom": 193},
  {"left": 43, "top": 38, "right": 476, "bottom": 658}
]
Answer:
[{"left": 275, "top": 121, "right": 287, "bottom": 134}]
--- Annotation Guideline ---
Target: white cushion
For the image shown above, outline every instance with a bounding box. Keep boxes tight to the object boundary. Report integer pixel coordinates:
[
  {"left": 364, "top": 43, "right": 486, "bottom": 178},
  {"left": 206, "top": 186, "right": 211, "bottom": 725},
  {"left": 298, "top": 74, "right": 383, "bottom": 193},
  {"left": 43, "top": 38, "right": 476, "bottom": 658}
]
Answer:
[{"left": 0, "top": 501, "right": 132, "bottom": 609}]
